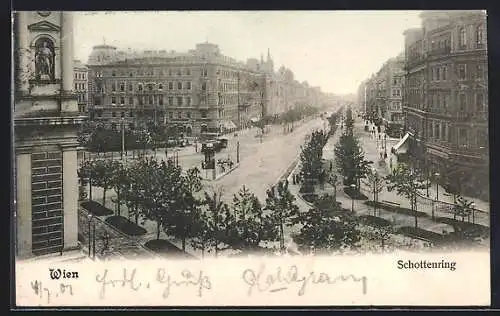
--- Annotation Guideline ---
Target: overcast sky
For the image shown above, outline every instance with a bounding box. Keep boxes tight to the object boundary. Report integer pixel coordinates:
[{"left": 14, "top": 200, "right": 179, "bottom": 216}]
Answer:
[{"left": 73, "top": 11, "right": 422, "bottom": 95}]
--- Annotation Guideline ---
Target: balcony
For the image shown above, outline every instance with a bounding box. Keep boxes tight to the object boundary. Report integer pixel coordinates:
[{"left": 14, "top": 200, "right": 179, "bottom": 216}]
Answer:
[{"left": 428, "top": 46, "right": 451, "bottom": 58}]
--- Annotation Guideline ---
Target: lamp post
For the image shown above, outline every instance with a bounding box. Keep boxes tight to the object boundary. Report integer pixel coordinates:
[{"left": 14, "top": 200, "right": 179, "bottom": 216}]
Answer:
[
  {"left": 350, "top": 183, "right": 356, "bottom": 213},
  {"left": 434, "top": 172, "right": 440, "bottom": 201},
  {"left": 236, "top": 141, "right": 240, "bottom": 164},
  {"left": 121, "top": 118, "right": 125, "bottom": 162},
  {"left": 87, "top": 213, "right": 94, "bottom": 259}
]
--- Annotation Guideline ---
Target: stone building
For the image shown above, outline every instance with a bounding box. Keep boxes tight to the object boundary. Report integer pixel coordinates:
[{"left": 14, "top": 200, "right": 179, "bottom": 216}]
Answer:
[
  {"left": 86, "top": 44, "right": 326, "bottom": 136},
  {"left": 401, "top": 10, "right": 488, "bottom": 200},
  {"left": 73, "top": 59, "right": 88, "bottom": 113},
  {"left": 13, "top": 11, "right": 85, "bottom": 257}
]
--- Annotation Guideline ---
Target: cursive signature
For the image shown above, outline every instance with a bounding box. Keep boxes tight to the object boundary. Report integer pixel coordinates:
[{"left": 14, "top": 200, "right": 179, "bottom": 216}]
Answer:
[
  {"left": 242, "top": 264, "right": 367, "bottom": 296},
  {"left": 95, "top": 268, "right": 142, "bottom": 299},
  {"left": 156, "top": 268, "right": 212, "bottom": 299}
]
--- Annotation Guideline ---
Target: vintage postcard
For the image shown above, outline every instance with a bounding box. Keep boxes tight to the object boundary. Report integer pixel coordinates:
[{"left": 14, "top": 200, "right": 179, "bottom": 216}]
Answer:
[{"left": 12, "top": 10, "right": 490, "bottom": 307}]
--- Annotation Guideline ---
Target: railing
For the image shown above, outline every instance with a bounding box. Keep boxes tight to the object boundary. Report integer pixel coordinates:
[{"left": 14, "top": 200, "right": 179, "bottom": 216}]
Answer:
[{"left": 428, "top": 46, "right": 451, "bottom": 57}]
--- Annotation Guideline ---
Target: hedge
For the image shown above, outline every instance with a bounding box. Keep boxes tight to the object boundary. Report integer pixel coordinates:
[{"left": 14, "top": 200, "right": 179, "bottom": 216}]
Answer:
[
  {"left": 105, "top": 215, "right": 147, "bottom": 236},
  {"left": 365, "top": 201, "right": 428, "bottom": 218},
  {"left": 81, "top": 201, "right": 114, "bottom": 216}
]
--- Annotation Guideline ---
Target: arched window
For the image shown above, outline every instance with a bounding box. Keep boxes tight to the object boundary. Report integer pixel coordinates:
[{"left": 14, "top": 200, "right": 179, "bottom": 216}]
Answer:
[
  {"left": 476, "top": 24, "right": 484, "bottom": 48},
  {"left": 34, "top": 37, "right": 55, "bottom": 81},
  {"left": 459, "top": 27, "right": 467, "bottom": 48}
]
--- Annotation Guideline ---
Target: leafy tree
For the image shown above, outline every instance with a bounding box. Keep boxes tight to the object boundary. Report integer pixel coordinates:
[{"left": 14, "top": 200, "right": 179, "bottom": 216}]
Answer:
[
  {"left": 363, "top": 168, "right": 385, "bottom": 216},
  {"left": 385, "top": 164, "right": 428, "bottom": 228},
  {"left": 137, "top": 157, "right": 183, "bottom": 240},
  {"left": 453, "top": 195, "right": 474, "bottom": 222},
  {"left": 225, "top": 186, "right": 275, "bottom": 251},
  {"left": 196, "top": 191, "right": 234, "bottom": 257},
  {"left": 326, "top": 172, "right": 341, "bottom": 200},
  {"left": 110, "top": 162, "right": 130, "bottom": 216},
  {"left": 334, "top": 134, "right": 371, "bottom": 189},
  {"left": 164, "top": 167, "right": 203, "bottom": 251},
  {"left": 89, "top": 159, "right": 120, "bottom": 206},
  {"left": 362, "top": 225, "right": 394, "bottom": 251},
  {"left": 293, "top": 194, "right": 361, "bottom": 254},
  {"left": 264, "top": 180, "right": 300, "bottom": 253}
]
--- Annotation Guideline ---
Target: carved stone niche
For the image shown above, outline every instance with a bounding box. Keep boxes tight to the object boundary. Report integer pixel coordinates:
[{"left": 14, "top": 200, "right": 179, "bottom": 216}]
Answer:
[{"left": 27, "top": 21, "right": 61, "bottom": 85}]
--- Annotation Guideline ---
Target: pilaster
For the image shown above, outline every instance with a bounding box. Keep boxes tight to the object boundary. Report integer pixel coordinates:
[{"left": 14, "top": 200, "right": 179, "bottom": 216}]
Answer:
[
  {"left": 62, "top": 145, "right": 79, "bottom": 250},
  {"left": 16, "top": 152, "right": 32, "bottom": 258}
]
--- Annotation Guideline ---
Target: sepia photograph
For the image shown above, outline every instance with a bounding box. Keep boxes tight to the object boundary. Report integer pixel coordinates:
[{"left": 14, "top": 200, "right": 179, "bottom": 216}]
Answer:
[{"left": 12, "top": 10, "right": 490, "bottom": 307}]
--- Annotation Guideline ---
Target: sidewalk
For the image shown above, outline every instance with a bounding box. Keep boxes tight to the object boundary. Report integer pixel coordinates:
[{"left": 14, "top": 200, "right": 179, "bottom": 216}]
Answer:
[{"left": 353, "top": 120, "right": 490, "bottom": 226}]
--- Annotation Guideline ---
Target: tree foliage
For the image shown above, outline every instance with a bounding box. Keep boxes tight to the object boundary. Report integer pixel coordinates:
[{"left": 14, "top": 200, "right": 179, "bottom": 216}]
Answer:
[
  {"left": 293, "top": 194, "right": 361, "bottom": 254},
  {"left": 385, "top": 164, "right": 428, "bottom": 228}
]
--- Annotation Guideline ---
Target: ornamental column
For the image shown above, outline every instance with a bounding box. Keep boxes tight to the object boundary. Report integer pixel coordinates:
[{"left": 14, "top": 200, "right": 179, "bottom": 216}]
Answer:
[
  {"left": 61, "top": 12, "right": 74, "bottom": 93},
  {"left": 16, "top": 11, "right": 30, "bottom": 95}
]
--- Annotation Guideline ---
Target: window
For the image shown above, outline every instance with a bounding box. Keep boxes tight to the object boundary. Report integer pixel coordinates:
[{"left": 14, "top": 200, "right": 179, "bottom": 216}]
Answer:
[
  {"left": 120, "top": 96, "right": 125, "bottom": 105},
  {"left": 74, "top": 73, "right": 77, "bottom": 79},
  {"left": 435, "top": 123, "right": 440, "bottom": 139},
  {"left": 169, "top": 82, "right": 173, "bottom": 90},
  {"left": 187, "top": 112, "right": 191, "bottom": 119},
  {"left": 129, "top": 72, "right": 133, "bottom": 77},
  {"left": 476, "top": 64, "right": 484, "bottom": 79},
  {"left": 168, "top": 69, "right": 173, "bottom": 76},
  {"left": 442, "top": 66, "right": 447, "bottom": 80},
  {"left": 128, "top": 83, "right": 133, "bottom": 91},
  {"left": 458, "top": 64, "right": 467, "bottom": 80},
  {"left": 169, "top": 97, "right": 174, "bottom": 106},
  {"left": 441, "top": 124, "right": 446, "bottom": 141},
  {"left": 459, "top": 94, "right": 467, "bottom": 111},
  {"left": 186, "top": 82, "right": 192, "bottom": 90},
  {"left": 186, "top": 68, "right": 191, "bottom": 76},
  {"left": 177, "top": 112, "right": 182, "bottom": 118},
  {"left": 177, "top": 82, "right": 183, "bottom": 90},
  {"left": 159, "top": 95, "right": 164, "bottom": 106},
  {"left": 111, "top": 96, "right": 117, "bottom": 105},
  {"left": 149, "top": 96, "right": 154, "bottom": 105},
  {"left": 119, "top": 112, "right": 124, "bottom": 118},
  {"left": 129, "top": 111, "right": 133, "bottom": 117},
  {"left": 112, "top": 82, "right": 116, "bottom": 92},
  {"left": 129, "top": 123, "right": 135, "bottom": 130},
  {"left": 393, "top": 78, "right": 397, "bottom": 85},
  {"left": 119, "top": 82, "right": 125, "bottom": 92},
  {"left": 177, "top": 69, "right": 182, "bottom": 76},
  {"left": 74, "top": 83, "right": 78, "bottom": 90},
  {"left": 477, "top": 129, "right": 487, "bottom": 147},
  {"left": 148, "top": 83, "right": 154, "bottom": 91},
  {"left": 436, "top": 68, "right": 440, "bottom": 81},
  {"left": 476, "top": 93, "right": 485, "bottom": 111},
  {"left": 169, "top": 112, "right": 173, "bottom": 119},
  {"left": 177, "top": 97, "right": 183, "bottom": 106},
  {"left": 138, "top": 84, "right": 143, "bottom": 91},
  {"left": 202, "top": 69, "right": 208, "bottom": 77},
  {"left": 476, "top": 24, "right": 484, "bottom": 48},
  {"left": 201, "top": 110, "right": 207, "bottom": 118},
  {"left": 94, "top": 97, "right": 102, "bottom": 106},
  {"left": 185, "top": 97, "right": 191, "bottom": 106},
  {"left": 112, "top": 70, "right": 116, "bottom": 77},
  {"left": 459, "top": 27, "right": 467, "bottom": 48},
  {"left": 459, "top": 128, "right": 468, "bottom": 146},
  {"left": 112, "top": 112, "right": 117, "bottom": 117},
  {"left": 111, "top": 123, "right": 117, "bottom": 130},
  {"left": 139, "top": 96, "right": 144, "bottom": 106},
  {"left": 202, "top": 82, "right": 207, "bottom": 91},
  {"left": 158, "top": 83, "right": 163, "bottom": 90}
]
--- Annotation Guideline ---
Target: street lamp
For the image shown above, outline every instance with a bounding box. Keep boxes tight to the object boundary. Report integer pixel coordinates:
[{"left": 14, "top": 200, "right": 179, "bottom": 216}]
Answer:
[
  {"left": 350, "top": 183, "right": 356, "bottom": 213},
  {"left": 434, "top": 172, "right": 440, "bottom": 201},
  {"left": 87, "top": 213, "right": 95, "bottom": 259},
  {"left": 121, "top": 117, "right": 125, "bottom": 161}
]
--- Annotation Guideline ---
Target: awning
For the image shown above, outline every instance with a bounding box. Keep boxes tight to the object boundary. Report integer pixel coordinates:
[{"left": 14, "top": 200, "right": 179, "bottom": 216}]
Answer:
[
  {"left": 392, "top": 132, "right": 409, "bottom": 155},
  {"left": 222, "top": 121, "right": 237, "bottom": 130}
]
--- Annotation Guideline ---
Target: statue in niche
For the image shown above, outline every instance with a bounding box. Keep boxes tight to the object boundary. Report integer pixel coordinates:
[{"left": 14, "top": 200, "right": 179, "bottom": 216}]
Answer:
[{"left": 35, "top": 38, "right": 54, "bottom": 81}]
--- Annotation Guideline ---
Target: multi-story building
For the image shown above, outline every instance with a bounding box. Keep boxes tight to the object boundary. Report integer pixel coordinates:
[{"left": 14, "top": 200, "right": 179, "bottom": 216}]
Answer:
[
  {"left": 401, "top": 10, "right": 488, "bottom": 200},
  {"left": 13, "top": 11, "right": 85, "bottom": 257},
  {"left": 86, "top": 44, "right": 327, "bottom": 136},
  {"left": 73, "top": 59, "right": 88, "bottom": 113}
]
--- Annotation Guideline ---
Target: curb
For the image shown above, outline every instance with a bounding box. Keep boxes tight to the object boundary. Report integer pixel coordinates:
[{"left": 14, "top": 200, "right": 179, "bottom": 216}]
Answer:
[{"left": 213, "top": 163, "right": 241, "bottom": 181}]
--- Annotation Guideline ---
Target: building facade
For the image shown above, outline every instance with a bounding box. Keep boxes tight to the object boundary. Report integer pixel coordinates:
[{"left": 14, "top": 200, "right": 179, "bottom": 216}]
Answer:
[
  {"left": 86, "top": 44, "right": 327, "bottom": 136},
  {"left": 13, "top": 11, "right": 85, "bottom": 257},
  {"left": 358, "top": 55, "right": 405, "bottom": 136},
  {"left": 73, "top": 59, "right": 88, "bottom": 113},
  {"left": 402, "top": 10, "right": 488, "bottom": 200}
]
